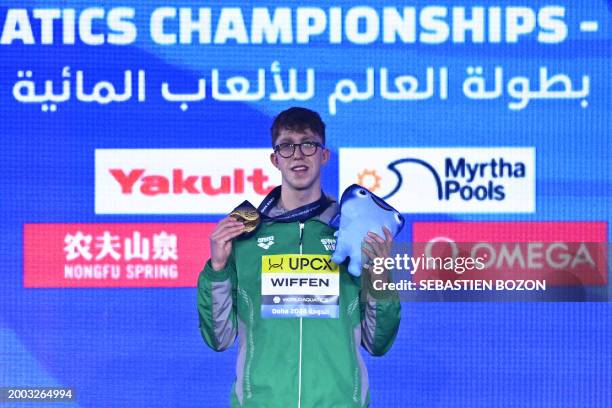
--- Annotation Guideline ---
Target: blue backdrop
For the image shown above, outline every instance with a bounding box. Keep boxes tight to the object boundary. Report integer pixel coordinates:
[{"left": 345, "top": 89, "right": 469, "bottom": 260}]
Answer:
[{"left": 1, "top": 1, "right": 611, "bottom": 407}]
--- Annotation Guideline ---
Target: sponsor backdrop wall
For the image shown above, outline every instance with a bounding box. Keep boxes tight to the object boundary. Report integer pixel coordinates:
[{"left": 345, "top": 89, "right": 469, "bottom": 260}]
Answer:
[{"left": 1, "top": 0, "right": 611, "bottom": 406}]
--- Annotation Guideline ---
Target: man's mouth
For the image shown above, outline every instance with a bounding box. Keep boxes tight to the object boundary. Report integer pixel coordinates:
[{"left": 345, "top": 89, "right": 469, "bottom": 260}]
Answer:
[{"left": 291, "top": 165, "right": 309, "bottom": 174}]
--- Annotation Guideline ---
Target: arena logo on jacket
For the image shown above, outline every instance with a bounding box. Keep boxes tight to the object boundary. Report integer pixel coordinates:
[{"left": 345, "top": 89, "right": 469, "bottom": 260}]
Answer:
[
  {"left": 260, "top": 254, "right": 339, "bottom": 318},
  {"left": 257, "top": 236, "right": 275, "bottom": 250}
]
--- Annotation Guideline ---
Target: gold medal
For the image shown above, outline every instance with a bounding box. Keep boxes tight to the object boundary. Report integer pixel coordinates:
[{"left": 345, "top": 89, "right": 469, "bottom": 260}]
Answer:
[{"left": 229, "top": 200, "right": 260, "bottom": 235}]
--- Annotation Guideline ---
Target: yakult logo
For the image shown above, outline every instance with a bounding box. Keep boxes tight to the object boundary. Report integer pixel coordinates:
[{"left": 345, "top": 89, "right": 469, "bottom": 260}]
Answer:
[
  {"left": 110, "top": 168, "right": 272, "bottom": 196},
  {"left": 96, "top": 149, "right": 280, "bottom": 214},
  {"left": 339, "top": 148, "right": 535, "bottom": 213}
]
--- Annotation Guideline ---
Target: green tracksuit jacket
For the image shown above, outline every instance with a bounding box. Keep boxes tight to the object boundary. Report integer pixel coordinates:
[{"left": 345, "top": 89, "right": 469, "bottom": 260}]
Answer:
[{"left": 197, "top": 200, "right": 401, "bottom": 408}]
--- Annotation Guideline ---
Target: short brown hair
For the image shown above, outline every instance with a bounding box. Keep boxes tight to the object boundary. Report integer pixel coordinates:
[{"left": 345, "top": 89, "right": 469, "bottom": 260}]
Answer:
[{"left": 270, "top": 107, "right": 326, "bottom": 147}]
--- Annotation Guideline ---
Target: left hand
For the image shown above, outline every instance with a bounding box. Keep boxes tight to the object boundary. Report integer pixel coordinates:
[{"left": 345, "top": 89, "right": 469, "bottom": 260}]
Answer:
[{"left": 362, "top": 226, "right": 393, "bottom": 270}]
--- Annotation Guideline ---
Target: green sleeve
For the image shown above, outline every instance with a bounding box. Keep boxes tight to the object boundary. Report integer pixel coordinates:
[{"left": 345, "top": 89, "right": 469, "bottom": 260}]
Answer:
[
  {"left": 197, "top": 250, "right": 238, "bottom": 351},
  {"left": 360, "top": 284, "right": 401, "bottom": 356}
]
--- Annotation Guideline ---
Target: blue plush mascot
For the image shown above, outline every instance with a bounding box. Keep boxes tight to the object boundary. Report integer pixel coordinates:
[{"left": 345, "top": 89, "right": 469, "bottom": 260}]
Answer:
[{"left": 331, "top": 184, "right": 405, "bottom": 277}]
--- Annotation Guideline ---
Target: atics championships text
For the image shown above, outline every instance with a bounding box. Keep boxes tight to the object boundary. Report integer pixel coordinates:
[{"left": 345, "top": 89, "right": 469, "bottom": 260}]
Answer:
[{"left": 1, "top": 6, "right": 569, "bottom": 45}]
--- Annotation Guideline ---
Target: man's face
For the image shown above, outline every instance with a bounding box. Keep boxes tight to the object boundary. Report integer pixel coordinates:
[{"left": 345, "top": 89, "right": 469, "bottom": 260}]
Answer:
[{"left": 270, "top": 128, "right": 329, "bottom": 192}]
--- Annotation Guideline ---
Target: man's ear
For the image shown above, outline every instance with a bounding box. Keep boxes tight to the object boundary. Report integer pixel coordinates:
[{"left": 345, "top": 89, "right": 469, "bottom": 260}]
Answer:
[
  {"left": 270, "top": 152, "right": 280, "bottom": 169},
  {"left": 321, "top": 147, "right": 330, "bottom": 166}
]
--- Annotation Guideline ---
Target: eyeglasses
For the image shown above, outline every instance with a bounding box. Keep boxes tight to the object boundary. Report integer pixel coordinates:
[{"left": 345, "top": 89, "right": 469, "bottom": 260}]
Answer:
[{"left": 273, "top": 141, "right": 324, "bottom": 158}]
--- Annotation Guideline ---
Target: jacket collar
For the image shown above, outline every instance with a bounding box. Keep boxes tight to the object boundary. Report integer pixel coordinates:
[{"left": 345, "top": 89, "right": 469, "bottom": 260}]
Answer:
[{"left": 257, "top": 186, "right": 337, "bottom": 224}]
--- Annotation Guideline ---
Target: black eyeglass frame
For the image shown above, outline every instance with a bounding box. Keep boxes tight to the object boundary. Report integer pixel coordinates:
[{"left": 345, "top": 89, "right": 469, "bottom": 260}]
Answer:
[{"left": 273, "top": 141, "right": 325, "bottom": 158}]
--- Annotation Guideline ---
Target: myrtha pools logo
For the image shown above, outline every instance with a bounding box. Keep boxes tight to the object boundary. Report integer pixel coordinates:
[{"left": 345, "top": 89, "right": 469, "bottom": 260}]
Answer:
[{"left": 339, "top": 148, "right": 535, "bottom": 213}]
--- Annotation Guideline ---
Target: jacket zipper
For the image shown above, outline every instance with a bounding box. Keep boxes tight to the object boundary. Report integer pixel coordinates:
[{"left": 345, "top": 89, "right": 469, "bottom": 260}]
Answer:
[
  {"left": 298, "top": 221, "right": 304, "bottom": 408},
  {"left": 299, "top": 222, "right": 305, "bottom": 250}
]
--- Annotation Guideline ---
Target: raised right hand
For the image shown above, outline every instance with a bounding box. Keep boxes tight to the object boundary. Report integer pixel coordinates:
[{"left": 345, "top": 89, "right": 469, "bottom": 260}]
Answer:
[{"left": 210, "top": 216, "right": 244, "bottom": 271}]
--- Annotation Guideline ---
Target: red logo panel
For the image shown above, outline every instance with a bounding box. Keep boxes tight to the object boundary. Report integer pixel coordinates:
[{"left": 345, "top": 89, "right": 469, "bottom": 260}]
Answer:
[
  {"left": 24, "top": 223, "right": 216, "bottom": 288},
  {"left": 412, "top": 222, "right": 608, "bottom": 286}
]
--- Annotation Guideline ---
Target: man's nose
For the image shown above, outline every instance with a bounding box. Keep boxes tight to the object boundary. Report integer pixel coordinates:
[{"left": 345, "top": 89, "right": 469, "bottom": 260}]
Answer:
[{"left": 293, "top": 145, "right": 305, "bottom": 159}]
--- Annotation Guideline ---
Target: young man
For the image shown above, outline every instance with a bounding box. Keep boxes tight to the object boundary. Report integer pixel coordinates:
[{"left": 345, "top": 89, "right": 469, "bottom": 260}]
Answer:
[{"left": 197, "top": 107, "right": 400, "bottom": 407}]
